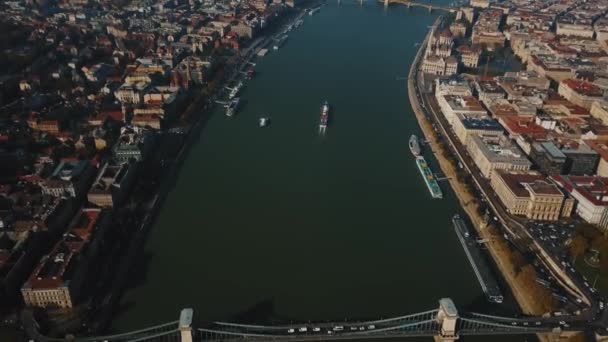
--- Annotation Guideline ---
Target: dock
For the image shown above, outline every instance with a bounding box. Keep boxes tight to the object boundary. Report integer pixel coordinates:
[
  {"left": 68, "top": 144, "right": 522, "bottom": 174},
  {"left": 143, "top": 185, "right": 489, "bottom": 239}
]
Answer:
[
  {"left": 415, "top": 156, "right": 443, "bottom": 199},
  {"left": 452, "top": 215, "right": 504, "bottom": 304}
]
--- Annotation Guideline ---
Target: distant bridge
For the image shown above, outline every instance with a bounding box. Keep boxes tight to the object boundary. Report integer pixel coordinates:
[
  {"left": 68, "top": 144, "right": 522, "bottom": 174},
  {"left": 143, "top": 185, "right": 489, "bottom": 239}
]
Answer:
[
  {"left": 33, "top": 298, "right": 574, "bottom": 342},
  {"left": 336, "top": 0, "right": 456, "bottom": 11},
  {"left": 384, "top": 0, "right": 457, "bottom": 12}
]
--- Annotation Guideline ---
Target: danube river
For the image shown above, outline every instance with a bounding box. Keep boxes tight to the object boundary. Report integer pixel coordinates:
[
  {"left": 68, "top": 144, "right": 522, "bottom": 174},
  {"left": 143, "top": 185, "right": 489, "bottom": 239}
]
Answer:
[{"left": 113, "top": 2, "right": 532, "bottom": 341}]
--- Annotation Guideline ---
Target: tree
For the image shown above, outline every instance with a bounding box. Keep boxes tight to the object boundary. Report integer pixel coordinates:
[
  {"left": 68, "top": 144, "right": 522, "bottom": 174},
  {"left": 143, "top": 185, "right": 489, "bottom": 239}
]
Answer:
[
  {"left": 509, "top": 250, "right": 526, "bottom": 275},
  {"left": 569, "top": 234, "right": 589, "bottom": 260}
]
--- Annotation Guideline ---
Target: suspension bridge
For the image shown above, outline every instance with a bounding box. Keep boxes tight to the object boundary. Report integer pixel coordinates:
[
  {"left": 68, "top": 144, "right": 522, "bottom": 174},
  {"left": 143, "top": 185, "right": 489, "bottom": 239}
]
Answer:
[{"left": 32, "top": 298, "right": 575, "bottom": 342}]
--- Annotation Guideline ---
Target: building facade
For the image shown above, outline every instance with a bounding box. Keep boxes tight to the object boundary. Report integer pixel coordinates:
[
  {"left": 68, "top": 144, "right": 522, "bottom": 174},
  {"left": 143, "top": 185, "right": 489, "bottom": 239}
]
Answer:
[
  {"left": 491, "top": 171, "right": 573, "bottom": 221},
  {"left": 467, "top": 134, "right": 532, "bottom": 179}
]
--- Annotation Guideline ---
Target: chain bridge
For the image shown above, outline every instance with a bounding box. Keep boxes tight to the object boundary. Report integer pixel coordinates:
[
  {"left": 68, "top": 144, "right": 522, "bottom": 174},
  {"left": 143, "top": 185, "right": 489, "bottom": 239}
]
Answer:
[{"left": 32, "top": 298, "right": 574, "bottom": 342}]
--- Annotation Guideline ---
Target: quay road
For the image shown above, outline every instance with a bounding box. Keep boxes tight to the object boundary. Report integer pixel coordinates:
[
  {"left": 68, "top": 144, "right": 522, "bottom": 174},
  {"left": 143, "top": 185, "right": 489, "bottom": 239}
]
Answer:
[{"left": 408, "top": 18, "right": 608, "bottom": 335}]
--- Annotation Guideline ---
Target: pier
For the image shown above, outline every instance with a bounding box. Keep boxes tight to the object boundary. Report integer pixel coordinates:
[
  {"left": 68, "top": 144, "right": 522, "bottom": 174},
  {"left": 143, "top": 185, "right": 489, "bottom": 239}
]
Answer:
[{"left": 452, "top": 215, "right": 504, "bottom": 303}]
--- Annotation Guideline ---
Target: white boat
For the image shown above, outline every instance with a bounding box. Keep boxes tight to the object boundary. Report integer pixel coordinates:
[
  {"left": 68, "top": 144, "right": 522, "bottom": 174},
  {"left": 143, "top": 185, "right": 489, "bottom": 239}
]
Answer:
[
  {"left": 409, "top": 135, "right": 421, "bottom": 156},
  {"left": 259, "top": 117, "right": 269, "bottom": 127}
]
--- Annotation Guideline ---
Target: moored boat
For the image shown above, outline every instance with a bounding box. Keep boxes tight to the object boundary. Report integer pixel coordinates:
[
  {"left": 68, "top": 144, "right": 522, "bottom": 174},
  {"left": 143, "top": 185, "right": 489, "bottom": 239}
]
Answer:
[
  {"left": 226, "top": 97, "right": 240, "bottom": 117},
  {"left": 319, "top": 100, "right": 329, "bottom": 134},
  {"left": 409, "top": 135, "right": 421, "bottom": 156}
]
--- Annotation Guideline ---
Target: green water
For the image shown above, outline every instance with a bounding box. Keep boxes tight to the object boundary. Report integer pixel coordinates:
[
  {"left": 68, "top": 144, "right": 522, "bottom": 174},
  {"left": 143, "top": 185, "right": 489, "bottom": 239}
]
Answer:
[{"left": 112, "top": 3, "right": 533, "bottom": 341}]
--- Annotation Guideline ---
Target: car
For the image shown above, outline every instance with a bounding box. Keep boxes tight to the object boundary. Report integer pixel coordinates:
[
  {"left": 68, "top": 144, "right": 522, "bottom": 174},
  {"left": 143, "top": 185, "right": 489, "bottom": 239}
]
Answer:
[
  {"left": 288, "top": 329, "right": 295, "bottom": 333},
  {"left": 299, "top": 327, "right": 308, "bottom": 332},
  {"left": 559, "top": 321, "right": 566, "bottom": 325},
  {"left": 535, "top": 322, "right": 541, "bottom": 326},
  {"left": 563, "top": 324, "right": 570, "bottom": 328},
  {"left": 333, "top": 326, "right": 344, "bottom": 331},
  {"left": 313, "top": 327, "right": 320, "bottom": 332},
  {"left": 359, "top": 327, "right": 365, "bottom": 331},
  {"left": 511, "top": 322, "right": 517, "bottom": 325},
  {"left": 523, "top": 322, "right": 528, "bottom": 326},
  {"left": 350, "top": 327, "right": 358, "bottom": 331},
  {"left": 368, "top": 325, "right": 376, "bottom": 329}
]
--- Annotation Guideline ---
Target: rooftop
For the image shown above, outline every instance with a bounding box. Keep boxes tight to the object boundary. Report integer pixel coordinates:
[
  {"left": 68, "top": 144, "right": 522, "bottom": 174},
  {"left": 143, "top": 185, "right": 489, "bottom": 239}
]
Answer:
[
  {"left": 497, "top": 171, "right": 563, "bottom": 197},
  {"left": 562, "top": 79, "right": 604, "bottom": 97},
  {"left": 553, "top": 175, "right": 608, "bottom": 206}
]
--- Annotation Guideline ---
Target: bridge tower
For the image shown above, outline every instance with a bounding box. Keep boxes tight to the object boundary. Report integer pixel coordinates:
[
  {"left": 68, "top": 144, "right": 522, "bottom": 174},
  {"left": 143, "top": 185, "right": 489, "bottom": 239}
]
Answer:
[
  {"left": 179, "top": 308, "right": 194, "bottom": 342},
  {"left": 435, "top": 298, "right": 459, "bottom": 342}
]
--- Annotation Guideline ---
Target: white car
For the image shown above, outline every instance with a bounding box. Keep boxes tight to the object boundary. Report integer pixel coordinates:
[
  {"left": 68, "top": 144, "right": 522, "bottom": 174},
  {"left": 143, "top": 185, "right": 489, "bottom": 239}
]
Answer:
[
  {"left": 333, "top": 326, "right": 344, "bottom": 331},
  {"left": 368, "top": 325, "right": 376, "bottom": 330},
  {"left": 312, "top": 327, "right": 321, "bottom": 332},
  {"left": 287, "top": 329, "right": 295, "bottom": 334},
  {"left": 298, "top": 327, "right": 308, "bottom": 332}
]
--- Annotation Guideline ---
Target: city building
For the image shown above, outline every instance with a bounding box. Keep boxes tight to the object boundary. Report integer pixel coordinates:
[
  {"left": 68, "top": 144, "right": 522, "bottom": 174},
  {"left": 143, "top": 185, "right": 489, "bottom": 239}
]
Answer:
[
  {"left": 435, "top": 75, "right": 472, "bottom": 97},
  {"left": 558, "top": 79, "right": 605, "bottom": 110},
  {"left": 474, "top": 80, "right": 506, "bottom": 106},
  {"left": 450, "top": 21, "right": 468, "bottom": 38},
  {"left": 452, "top": 113, "right": 503, "bottom": 145},
  {"left": 590, "top": 101, "right": 608, "bottom": 125},
  {"left": 585, "top": 139, "right": 608, "bottom": 177},
  {"left": 529, "top": 141, "right": 567, "bottom": 175},
  {"left": 422, "top": 56, "right": 458, "bottom": 76},
  {"left": 467, "top": 134, "right": 532, "bottom": 178},
  {"left": 552, "top": 175, "right": 608, "bottom": 231},
  {"left": 87, "top": 162, "right": 137, "bottom": 208},
  {"left": 456, "top": 45, "right": 481, "bottom": 68},
  {"left": 40, "top": 160, "right": 95, "bottom": 198},
  {"left": 561, "top": 142, "right": 599, "bottom": 176},
  {"left": 436, "top": 95, "right": 487, "bottom": 125},
  {"left": 113, "top": 128, "right": 156, "bottom": 164},
  {"left": 21, "top": 209, "right": 109, "bottom": 308},
  {"left": 490, "top": 170, "right": 573, "bottom": 221}
]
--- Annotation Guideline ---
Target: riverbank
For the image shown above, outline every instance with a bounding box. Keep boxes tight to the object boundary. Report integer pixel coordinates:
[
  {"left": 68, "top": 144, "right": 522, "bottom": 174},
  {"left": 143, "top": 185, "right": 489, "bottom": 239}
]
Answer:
[{"left": 406, "top": 18, "right": 555, "bottom": 342}]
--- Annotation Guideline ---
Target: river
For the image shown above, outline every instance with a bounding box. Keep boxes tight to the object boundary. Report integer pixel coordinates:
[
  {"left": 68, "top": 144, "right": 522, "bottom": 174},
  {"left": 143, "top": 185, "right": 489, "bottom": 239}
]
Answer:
[{"left": 112, "top": 2, "right": 534, "bottom": 341}]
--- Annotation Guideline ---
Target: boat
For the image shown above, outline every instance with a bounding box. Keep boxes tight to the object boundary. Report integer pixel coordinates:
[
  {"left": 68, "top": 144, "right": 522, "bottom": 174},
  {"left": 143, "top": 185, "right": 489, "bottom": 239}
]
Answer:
[
  {"left": 319, "top": 100, "right": 329, "bottom": 134},
  {"left": 409, "top": 135, "right": 421, "bottom": 156},
  {"left": 226, "top": 97, "right": 240, "bottom": 117},
  {"left": 246, "top": 69, "right": 256, "bottom": 79},
  {"left": 274, "top": 35, "right": 288, "bottom": 50},
  {"left": 415, "top": 156, "right": 442, "bottom": 199},
  {"left": 452, "top": 215, "right": 504, "bottom": 304},
  {"left": 259, "top": 117, "right": 269, "bottom": 127},
  {"left": 228, "top": 81, "right": 243, "bottom": 99},
  {"left": 309, "top": 7, "right": 321, "bottom": 15}
]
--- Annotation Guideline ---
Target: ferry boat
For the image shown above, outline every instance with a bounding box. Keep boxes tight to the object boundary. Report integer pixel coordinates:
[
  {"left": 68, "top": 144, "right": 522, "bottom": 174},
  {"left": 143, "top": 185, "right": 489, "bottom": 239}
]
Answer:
[
  {"left": 409, "top": 135, "right": 421, "bottom": 156},
  {"left": 319, "top": 100, "right": 329, "bottom": 134},
  {"left": 452, "top": 214, "right": 504, "bottom": 304},
  {"left": 415, "top": 156, "right": 442, "bottom": 199},
  {"left": 259, "top": 117, "right": 269, "bottom": 127},
  {"left": 226, "top": 97, "right": 240, "bottom": 117}
]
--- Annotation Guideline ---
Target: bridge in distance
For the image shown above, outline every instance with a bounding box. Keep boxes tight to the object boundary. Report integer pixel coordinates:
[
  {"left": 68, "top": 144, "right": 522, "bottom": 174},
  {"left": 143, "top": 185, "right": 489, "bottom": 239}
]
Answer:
[{"left": 31, "top": 298, "right": 584, "bottom": 342}]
